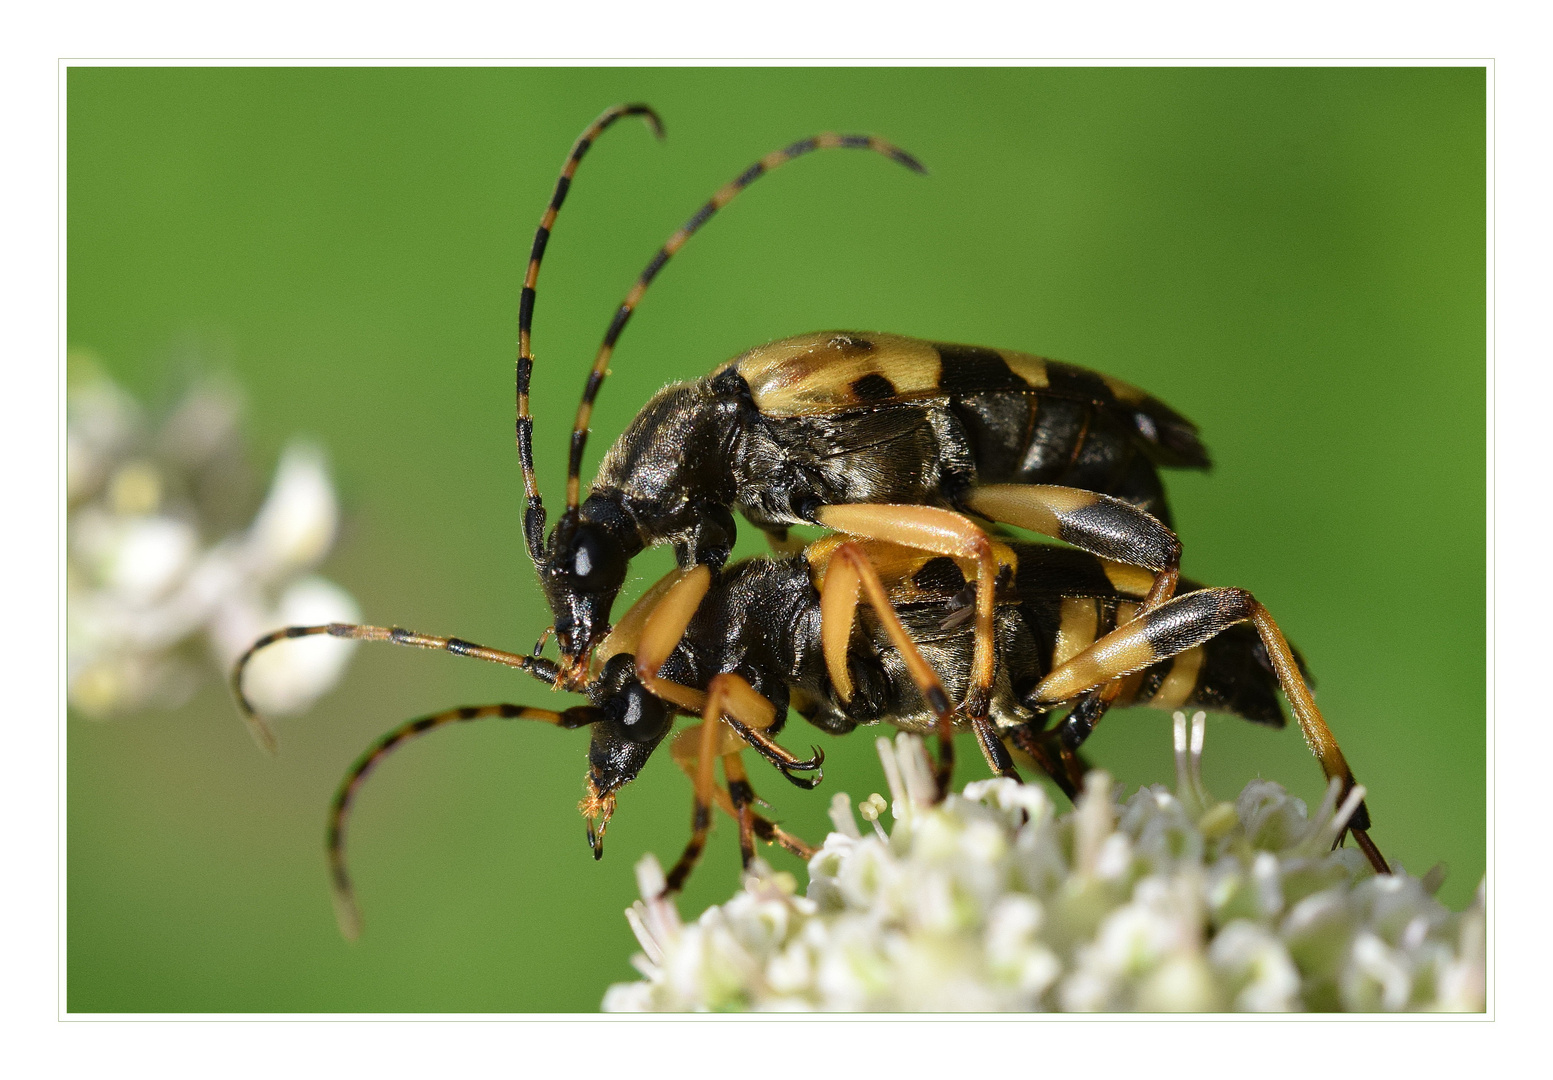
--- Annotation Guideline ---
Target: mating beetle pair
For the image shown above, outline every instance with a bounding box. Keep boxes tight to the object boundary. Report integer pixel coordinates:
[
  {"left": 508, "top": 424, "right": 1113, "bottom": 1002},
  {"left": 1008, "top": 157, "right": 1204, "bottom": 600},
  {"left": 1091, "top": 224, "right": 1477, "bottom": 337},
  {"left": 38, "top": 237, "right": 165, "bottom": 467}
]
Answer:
[{"left": 234, "top": 103, "right": 1388, "bottom": 938}]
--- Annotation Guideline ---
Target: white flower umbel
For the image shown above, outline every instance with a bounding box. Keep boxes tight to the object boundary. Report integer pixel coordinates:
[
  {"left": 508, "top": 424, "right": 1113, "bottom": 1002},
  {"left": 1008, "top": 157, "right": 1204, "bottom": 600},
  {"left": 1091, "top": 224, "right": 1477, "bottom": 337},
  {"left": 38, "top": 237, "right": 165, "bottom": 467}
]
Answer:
[
  {"left": 603, "top": 713, "right": 1485, "bottom": 1013},
  {"left": 66, "top": 360, "right": 360, "bottom": 719}
]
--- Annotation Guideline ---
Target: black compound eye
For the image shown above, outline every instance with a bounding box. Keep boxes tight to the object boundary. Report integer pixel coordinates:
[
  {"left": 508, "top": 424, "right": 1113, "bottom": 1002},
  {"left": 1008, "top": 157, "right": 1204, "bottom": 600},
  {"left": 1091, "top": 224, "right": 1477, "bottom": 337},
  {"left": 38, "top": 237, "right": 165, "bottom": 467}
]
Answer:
[
  {"left": 569, "top": 525, "right": 626, "bottom": 592},
  {"left": 607, "top": 680, "right": 673, "bottom": 744}
]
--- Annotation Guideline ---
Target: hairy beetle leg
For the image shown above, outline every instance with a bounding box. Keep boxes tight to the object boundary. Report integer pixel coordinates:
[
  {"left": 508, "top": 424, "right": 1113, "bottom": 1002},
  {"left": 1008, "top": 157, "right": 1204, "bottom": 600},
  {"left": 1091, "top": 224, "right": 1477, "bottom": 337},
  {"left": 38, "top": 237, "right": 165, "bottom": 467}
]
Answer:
[
  {"left": 664, "top": 673, "right": 816, "bottom": 893},
  {"left": 1029, "top": 587, "right": 1390, "bottom": 875},
  {"left": 967, "top": 483, "right": 1185, "bottom": 746},
  {"left": 817, "top": 539, "right": 973, "bottom": 795}
]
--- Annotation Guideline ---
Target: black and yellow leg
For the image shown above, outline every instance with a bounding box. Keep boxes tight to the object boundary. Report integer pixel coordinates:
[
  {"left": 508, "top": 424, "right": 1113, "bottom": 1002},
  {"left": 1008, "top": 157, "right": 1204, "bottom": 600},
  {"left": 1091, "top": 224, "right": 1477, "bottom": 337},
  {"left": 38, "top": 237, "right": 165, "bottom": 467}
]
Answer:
[
  {"left": 631, "top": 568, "right": 821, "bottom": 783},
  {"left": 819, "top": 539, "right": 1020, "bottom": 793},
  {"left": 816, "top": 504, "right": 1004, "bottom": 728},
  {"left": 751, "top": 816, "right": 816, "bottom": 861},
  {"left": 594, "top": 566, "right": 700, "bottom": 673},
  {"left": 967, "top": 483, "right": 1184, "bottom": 743},
  {"left": 966, "top": 484, "right": 1182, "bottom": 610},
  {"left": 723, "top": 753, "right": 758, "bottom": 868},
  {"left": 1027, "top": 588, "right": 1389, "bottom": 875},
  {"left": 231, "top": 621, "right": 557, "bottom": 753},
  {"left": 631, "top": 565, "right": 714, "bottom": 714},
  {"left": 327, "top": 701, "right": 601, "bottom": 941},
  {"left": 667, "top": 720, "right": 815, "bottom": 893},
  {"left": 704, "top": 672, "right": 824, "bottom": 787},
  {"left": 1003, "top": 722, "right": 1091, "bottom": 801},
  {"left": 663, "top": 693, "right": 726, "bottom": 893},
  {"left": 663, "top": 673, "right": 797, "bottom": 892},
  {"left": 1051, "top": 691, "right": 1112, "bottom": 751}
]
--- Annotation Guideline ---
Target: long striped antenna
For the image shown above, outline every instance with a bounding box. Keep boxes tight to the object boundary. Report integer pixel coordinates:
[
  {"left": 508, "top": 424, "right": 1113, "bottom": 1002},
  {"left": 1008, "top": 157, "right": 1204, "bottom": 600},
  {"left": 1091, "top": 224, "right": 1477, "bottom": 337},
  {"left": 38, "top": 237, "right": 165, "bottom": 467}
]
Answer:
[
  {"left": 563, "top": 131, "right": 928, "bottom": 511},
  {"left": 517, "top": 103, "right": 665, "bottom": 563},
  {"left": 230, "top": 621, "right": 561, "bottom": 753},
  {"left": 326, "top": 700, "right": 603, "bottom": 941}
]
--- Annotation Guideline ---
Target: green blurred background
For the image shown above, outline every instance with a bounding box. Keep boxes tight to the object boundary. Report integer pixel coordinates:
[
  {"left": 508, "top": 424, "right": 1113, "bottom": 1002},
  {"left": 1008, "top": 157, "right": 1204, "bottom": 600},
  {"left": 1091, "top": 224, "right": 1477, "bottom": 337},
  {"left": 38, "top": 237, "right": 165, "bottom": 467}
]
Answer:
[{"left": 66, "top": 67, "right": 1485, "bottom": 1012}]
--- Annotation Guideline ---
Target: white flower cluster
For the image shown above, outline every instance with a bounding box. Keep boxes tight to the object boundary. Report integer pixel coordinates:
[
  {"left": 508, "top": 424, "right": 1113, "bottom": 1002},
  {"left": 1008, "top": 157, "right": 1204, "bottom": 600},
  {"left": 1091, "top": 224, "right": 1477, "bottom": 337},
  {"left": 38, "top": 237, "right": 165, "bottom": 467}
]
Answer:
[
  {"left": 603, "top": 714, "right": 1485, "bottom": 1012},
  {"left": 67, "top": 357, "right": 361, "bottom": 720}
]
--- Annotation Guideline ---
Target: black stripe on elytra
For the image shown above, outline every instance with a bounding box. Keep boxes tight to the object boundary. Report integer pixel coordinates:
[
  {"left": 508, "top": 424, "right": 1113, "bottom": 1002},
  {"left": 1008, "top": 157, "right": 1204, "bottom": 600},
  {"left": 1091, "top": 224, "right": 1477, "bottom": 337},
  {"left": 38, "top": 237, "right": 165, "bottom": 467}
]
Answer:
[
  {"left": 849, "top": 372, "right": 897, "bottom": 401},
  {"left": 1043, "top": 360, "right": 1118, "bottom": 403},
  {"left": 934, "top": 343, "right": 1033, "bottom": 396}
]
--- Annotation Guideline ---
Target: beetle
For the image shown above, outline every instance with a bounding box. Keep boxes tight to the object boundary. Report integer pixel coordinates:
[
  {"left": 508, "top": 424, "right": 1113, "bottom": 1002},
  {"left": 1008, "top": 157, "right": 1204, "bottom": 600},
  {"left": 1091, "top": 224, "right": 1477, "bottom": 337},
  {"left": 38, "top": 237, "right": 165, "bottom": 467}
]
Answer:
[
  {"left": 508, "top": 104, "right": 1213, "bottom": 762},
  {"left": 234, "top": 525, "right": 1387, "bottom": 936},
  {"left": 230, "top": 103, "right": 1390, "bottom": 934}
]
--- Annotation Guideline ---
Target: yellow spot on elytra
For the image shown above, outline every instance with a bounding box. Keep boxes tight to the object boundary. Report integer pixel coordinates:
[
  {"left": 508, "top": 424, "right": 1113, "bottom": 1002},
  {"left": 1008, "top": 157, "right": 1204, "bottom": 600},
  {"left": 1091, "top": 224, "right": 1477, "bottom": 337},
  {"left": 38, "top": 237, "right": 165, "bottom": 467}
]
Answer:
[
  {"left": 999, "top": 349, "right": 1050, "bottom": 388},
  {"left": 727, "top": 332, "right": 943, "bottom": 416}
]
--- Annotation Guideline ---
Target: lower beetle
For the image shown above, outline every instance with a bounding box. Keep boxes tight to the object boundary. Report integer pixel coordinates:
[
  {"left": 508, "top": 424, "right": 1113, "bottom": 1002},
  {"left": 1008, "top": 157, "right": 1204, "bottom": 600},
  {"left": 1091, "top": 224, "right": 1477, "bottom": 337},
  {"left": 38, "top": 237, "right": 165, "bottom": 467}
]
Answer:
[{"left": 234, "top": 528, "right": 1387, "bottom": 938}]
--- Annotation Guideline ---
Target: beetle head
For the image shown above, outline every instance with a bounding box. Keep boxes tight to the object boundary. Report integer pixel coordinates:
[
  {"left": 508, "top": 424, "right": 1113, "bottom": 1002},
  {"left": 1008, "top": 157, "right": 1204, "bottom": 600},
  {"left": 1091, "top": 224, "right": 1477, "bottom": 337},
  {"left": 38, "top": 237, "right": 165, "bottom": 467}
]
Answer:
[
  {"left": 540, "top": 511, "right": 631, "bottom": 680},
  {"left": 579, "top": 652, "right": 675, "bottom": 858}
]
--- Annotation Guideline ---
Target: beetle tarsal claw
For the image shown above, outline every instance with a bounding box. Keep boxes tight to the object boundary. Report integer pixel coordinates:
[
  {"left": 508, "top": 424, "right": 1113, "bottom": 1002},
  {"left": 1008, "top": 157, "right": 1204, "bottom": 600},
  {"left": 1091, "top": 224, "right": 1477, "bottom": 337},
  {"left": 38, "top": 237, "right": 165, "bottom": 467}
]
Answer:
[
  {"left": 778, "top": 758, "right": 825, "bottom": 790},
  {"left": 787, "top": 745, "right": 825, "bottom": 771}
]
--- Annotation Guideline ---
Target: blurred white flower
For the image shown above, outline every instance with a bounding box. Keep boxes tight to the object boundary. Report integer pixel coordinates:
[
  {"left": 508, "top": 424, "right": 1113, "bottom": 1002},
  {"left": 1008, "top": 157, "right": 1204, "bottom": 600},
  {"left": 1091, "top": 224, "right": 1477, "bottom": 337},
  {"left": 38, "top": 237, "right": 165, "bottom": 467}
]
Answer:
[
  {"left": 248, "top": 443, "right": 341, "bottom": 573},
  {"left": 603, "top": 713, "right": 1486, "bottom": 1013},
  {"left": 66, "top": 357, "right": 360, "bottom": 719}
]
